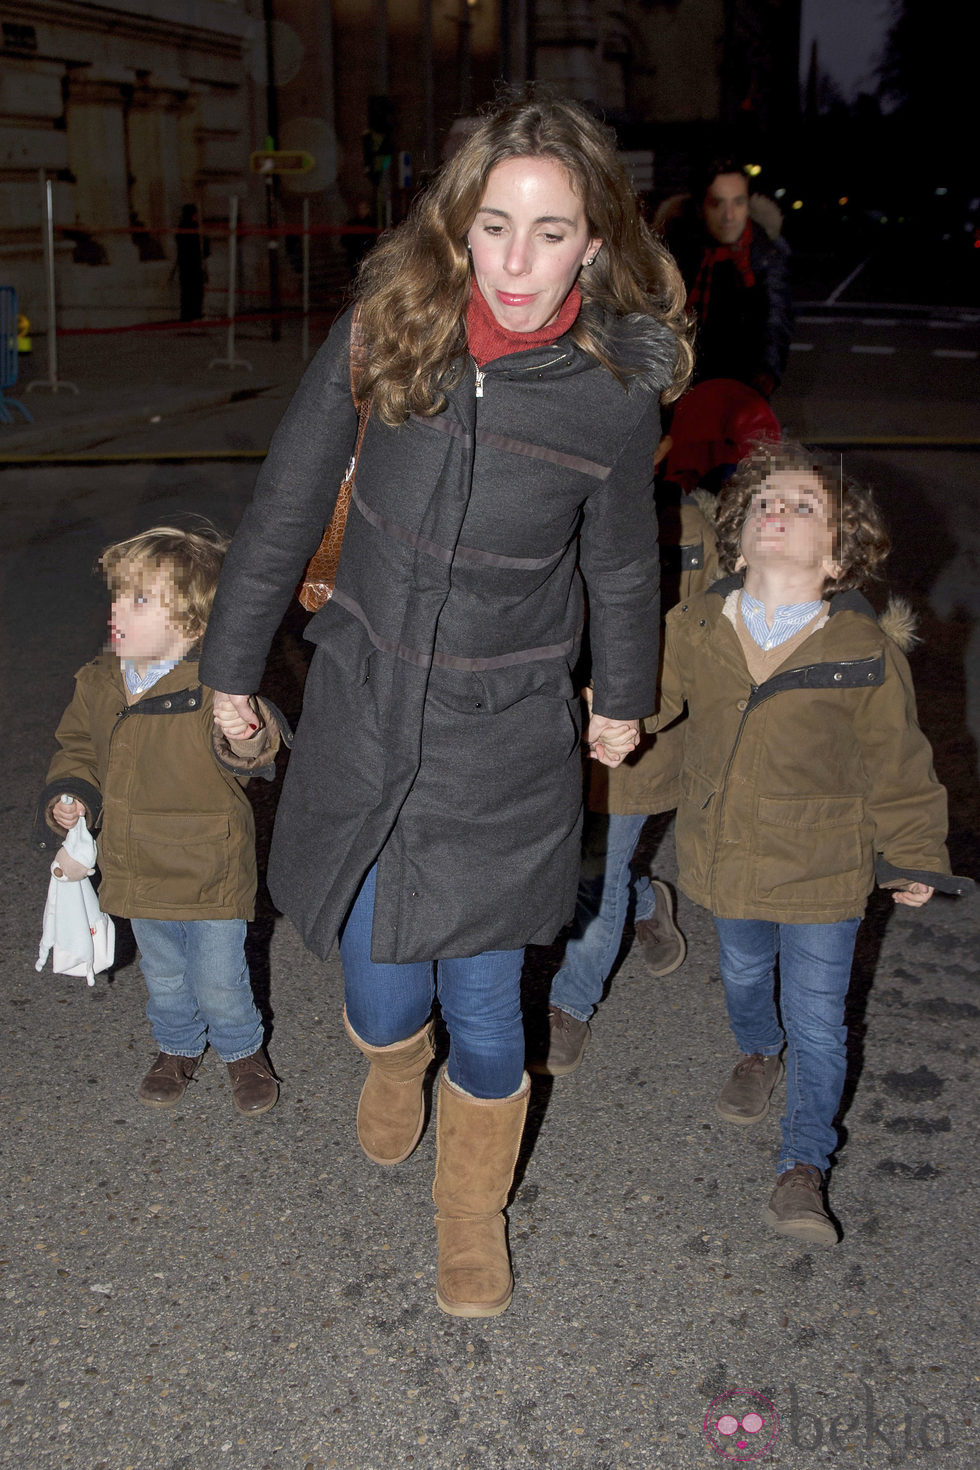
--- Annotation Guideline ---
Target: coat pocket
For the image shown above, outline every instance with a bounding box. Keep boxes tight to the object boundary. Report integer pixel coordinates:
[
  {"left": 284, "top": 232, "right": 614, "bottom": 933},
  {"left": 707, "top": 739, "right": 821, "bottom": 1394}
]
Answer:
[
  {"left": 754, "top": 793, "right": 867, "bottom": 902},
  {"left": 130, "top": 812, "right": 231, "bottom": 908}
]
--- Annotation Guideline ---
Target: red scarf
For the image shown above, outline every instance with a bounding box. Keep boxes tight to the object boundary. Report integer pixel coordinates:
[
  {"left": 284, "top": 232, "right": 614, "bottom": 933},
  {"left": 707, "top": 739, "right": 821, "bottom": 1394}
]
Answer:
[
  {"left": 686, "top": 220, "right": 756, "bottom": 324},
  {"left": 466, "top": 279, "right": 582, "bottom": 367}
]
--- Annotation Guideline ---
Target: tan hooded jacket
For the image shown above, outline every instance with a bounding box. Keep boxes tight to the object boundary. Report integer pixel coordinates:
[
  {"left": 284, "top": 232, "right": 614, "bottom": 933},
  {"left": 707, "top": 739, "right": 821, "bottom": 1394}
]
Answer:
[
  {"left": 36, "top": 655, "right": 281, "bottom": 921},
  {"left": 647, "top": 578, "right": 953, "bottom": 922}
]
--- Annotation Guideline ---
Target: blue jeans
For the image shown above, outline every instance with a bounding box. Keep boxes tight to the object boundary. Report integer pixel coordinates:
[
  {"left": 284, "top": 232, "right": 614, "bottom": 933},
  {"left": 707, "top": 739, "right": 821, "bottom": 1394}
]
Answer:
[
  {"left": 132, "top": 918, "right": 263, "bottom": 1064},
  {"left": 713, "top": 917, "right": 861, "bottom": 1176},
  {"left": 549, "top": 812, "right": 656, "bottom": 1022},
  {"left": 339, "top": 865, "right": 525, "bottom": 1099}
]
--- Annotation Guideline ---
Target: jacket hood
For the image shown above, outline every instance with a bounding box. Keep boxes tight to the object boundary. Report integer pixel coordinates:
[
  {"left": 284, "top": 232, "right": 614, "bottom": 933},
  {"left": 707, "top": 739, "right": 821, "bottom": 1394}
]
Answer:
[
  {"left": 481, "top": 301, "right": 678, "bottom": 398},
  {"left": 653, "top": 192, "right": 784, "bottom": 243},
  {"left": 691, "top": 486, "right": 718, "bottom": 525},
  {"left": 877, "top": 595, "right": 920, "bottom": 653},
  {"left": 582, "top": 304, "right": 679, "bottom": 395}
]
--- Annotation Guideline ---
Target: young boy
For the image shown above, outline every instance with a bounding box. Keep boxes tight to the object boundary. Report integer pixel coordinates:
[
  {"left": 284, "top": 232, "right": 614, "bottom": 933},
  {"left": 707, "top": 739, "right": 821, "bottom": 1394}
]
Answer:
[
  {"left": 649, "top": 441, "right": 966, "bottom": 1244},
  {"left": 34, "top": 525, "right": 284, "bottom": 1115}
]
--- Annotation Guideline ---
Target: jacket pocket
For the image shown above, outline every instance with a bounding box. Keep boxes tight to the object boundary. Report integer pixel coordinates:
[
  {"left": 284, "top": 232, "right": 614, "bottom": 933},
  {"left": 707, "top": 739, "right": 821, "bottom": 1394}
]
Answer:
[
  {"left": 754, "top": 793, "right": 866, "bottom": 902},
  {"left": 130, "top": 812, "right": 231, "bottom": 909}
]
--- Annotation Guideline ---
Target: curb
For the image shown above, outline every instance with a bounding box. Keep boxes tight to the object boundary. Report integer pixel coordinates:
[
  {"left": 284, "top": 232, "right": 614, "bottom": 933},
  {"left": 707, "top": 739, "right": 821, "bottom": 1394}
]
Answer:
[{"left": 0, "top": 381, "right": 277, "bottom": 460}]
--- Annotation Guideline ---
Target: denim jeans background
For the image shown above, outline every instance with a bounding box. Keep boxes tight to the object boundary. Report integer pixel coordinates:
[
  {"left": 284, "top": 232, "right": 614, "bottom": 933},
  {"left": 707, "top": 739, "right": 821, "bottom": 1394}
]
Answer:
[
  {"left": 339, "top": 865, "right": 525, "bottom": 1099},
  {"left": 131, "top": 917, "right": 263, "bottom": 1063},
  {"left": 713, "top": 916, "right": 861, "bottom": 1175},
  {"left": 549, "top": 812, "right": 657, "bottom": 1022}
]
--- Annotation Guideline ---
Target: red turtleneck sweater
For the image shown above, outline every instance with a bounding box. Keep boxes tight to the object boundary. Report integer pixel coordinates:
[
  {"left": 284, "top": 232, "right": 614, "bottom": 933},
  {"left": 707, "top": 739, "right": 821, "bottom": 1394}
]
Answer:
[{"left": 466, "top": 280, "right": 583, "bottom": 367}]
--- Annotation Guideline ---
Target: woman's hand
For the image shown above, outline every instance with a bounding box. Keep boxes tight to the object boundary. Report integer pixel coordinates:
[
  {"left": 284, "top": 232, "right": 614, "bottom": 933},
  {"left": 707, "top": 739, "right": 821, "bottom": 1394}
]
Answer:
[
  {"left": 212, "top": 692, "right": 262, "bottom": 740},
  {"left": 892, "top": 882, "right": 934, "bottom": 908},
  {"left": 586, "top": 713, "right": 640, "bottom": 768}
]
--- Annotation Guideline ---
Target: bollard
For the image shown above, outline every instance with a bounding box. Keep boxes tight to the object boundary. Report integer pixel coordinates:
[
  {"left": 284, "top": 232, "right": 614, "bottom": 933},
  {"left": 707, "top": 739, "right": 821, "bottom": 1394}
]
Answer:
[
  {"left": 208, "top": 195, "right": 253, "bottom": 371},
  {"left": 25, "top": 171, "right": 78, "bottom": 395}
]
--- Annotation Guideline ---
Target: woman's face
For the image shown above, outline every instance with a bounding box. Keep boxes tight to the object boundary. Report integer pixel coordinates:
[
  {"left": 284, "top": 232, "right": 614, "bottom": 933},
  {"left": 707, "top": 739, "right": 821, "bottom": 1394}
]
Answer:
[{"left": 467, "top": 155, "right": 602, "bottom": 333}]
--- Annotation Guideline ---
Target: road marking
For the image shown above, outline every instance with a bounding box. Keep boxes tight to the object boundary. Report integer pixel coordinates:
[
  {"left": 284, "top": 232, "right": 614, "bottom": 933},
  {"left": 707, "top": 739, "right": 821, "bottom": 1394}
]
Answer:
[
  {"left": 928, "top": 319, "right": 964, "bottom": 329},
  {"left": 850, "top": 345, "right": 897, "bottom": 354},
  {"left": 932, "top": 349, "right": 977, "bottom": 360},
  {"left": 789, "top": 342, "right": 814, "bottom": 351},
  {"left": 825, "top": 258, "right": 869, "bottom": 304},
  {"left": 862, "top": 318, "right": 897, "bottom": 326}
]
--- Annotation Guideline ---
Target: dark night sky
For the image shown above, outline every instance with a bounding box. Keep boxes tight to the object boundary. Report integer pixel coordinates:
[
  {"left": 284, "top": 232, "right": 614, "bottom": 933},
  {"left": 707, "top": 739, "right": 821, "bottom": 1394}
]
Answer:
[{"left": 799, "top": 0, "right": 892, "bottom": 101}]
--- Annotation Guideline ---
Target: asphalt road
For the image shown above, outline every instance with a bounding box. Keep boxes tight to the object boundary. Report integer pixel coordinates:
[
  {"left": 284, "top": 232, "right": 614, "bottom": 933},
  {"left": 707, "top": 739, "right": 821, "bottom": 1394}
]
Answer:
[{"left": 1, "top": 310, "right": 978, "bottom": 1470}]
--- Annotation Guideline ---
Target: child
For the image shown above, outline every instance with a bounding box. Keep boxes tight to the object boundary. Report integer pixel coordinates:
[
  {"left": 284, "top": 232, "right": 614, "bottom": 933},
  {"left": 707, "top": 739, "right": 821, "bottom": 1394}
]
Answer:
[
  {"left": 34, "top": 525, "right": 284, "bottom": 1116},
  {"left": 649, "top": 441, "right": 964, "bottom": 1244}
]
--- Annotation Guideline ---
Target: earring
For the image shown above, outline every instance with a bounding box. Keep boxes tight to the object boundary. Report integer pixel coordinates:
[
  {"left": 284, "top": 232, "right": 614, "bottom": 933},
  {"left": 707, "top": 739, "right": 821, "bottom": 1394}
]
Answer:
[{"left": 585, "top": 255, "right": 597, "bottom": 266}]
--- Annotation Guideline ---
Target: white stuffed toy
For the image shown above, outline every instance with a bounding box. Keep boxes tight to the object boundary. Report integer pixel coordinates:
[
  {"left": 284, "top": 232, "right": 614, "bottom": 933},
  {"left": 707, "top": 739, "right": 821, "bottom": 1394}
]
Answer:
[{"left": 36, "top": 797, "right": 115, "bottom": 986}]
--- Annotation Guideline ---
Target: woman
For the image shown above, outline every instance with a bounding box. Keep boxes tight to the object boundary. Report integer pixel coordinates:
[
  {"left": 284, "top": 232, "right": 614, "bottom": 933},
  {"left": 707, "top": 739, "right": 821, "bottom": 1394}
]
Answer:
[{"left": 200, "top": 92, "right": 691, "bottom": 1317}]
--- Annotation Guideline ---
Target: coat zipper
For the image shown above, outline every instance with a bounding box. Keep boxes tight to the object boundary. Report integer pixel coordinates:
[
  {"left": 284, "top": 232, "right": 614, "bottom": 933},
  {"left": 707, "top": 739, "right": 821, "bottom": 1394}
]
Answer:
[{"left": 473, "top": 349, "right": 570, "bottom": 400}]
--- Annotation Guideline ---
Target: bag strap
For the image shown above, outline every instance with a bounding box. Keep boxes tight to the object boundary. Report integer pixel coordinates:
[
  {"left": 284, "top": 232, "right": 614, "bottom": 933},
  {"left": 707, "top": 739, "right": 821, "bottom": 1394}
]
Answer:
[{"left": 348, "top": 302, "right": 371, "bottom": 466}]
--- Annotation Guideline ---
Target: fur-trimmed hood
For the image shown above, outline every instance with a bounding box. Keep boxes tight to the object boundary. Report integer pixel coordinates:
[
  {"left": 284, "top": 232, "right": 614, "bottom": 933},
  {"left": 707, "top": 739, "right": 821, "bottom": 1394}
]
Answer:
[
  {"left": 878, "top": 595, "right": 920, "bottom": 653},
  {"left": 580, "top": 301, "right": 680, "bottom": 398},
  {"left": 653, "top": 191, "right": 784, "bottom": 243}
]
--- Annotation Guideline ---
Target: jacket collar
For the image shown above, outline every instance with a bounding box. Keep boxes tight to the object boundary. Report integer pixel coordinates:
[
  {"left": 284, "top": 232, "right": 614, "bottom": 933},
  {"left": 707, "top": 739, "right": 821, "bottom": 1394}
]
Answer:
[
  {"left": 706, "top": 572, "right": 878, "bottom": 622},
  {"left": 476, "top": 302, "right": 677, "bottom": 395}
]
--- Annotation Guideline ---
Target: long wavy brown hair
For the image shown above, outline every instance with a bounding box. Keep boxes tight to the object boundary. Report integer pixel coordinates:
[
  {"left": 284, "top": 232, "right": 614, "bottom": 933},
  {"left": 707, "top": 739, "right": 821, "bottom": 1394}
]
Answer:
[
  {"left": 354, "top": 91, "right": 693, "bottom": 425},
  {"left": 715, "top": 440, "right": 891, "bottom": 596}
]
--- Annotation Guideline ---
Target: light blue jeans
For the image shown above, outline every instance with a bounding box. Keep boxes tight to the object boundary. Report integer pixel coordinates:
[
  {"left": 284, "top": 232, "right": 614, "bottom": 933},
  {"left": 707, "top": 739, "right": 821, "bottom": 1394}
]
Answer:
[
  {"left": 549, "top": 812, "right": 656, "bottom": 1022},
  {"left": 131, "top": 918, "right": 263, "bottom": 1063},
  {"left": 338, "top": 865, "right": 525, "bottom": 1099},
  {"left": 713, "top": 917, "right": 862, "bottom": 1176}
]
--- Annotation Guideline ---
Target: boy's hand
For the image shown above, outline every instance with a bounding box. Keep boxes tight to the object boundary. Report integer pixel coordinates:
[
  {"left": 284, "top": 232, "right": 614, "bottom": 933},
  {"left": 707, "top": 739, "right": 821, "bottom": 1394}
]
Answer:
[
  {"left": 892, "top": 882, "right": 934, "bottom": 908},
  {"left": 52, "top": 797, "right": 86, "bottom": 830},
  {"left": 213, "top": 691, "right": 263, "bottom": 740},
  {"left": 586, "top": 713, "right": 640, "bottom": 768}
]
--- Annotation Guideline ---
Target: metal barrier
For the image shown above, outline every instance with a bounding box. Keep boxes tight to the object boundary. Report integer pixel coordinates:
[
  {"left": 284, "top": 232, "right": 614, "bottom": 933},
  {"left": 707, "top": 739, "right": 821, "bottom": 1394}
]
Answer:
[
  {"left": 0, "top": 285, "right": 33, "bottom": 425},
  {"left": 3, "top": 180, "right": 378, "bottom": 371}
]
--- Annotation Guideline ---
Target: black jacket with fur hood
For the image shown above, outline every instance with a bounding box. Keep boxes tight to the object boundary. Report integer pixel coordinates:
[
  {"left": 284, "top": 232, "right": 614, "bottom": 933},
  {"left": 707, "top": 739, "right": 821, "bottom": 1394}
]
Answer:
[{"left": 201, "top": 302, "right": 678, "bottom": 961}]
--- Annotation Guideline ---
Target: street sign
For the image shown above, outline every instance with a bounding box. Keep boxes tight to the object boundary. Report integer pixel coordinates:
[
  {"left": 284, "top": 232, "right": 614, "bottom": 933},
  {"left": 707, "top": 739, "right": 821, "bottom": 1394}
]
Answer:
[{"left": 249, "top": 150, "right": 315, "bottom": 175}]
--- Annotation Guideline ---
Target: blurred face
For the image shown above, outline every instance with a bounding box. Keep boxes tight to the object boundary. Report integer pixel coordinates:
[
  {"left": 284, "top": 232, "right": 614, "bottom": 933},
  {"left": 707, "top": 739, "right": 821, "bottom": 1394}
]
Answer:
[
  {"left": 738, "top": 470, "right": 840, "bottom": 579},
  {"left": 109, "top": 569, "right": 193, "bottom": 671},
  {"left": 702, "top": 172, "right": 750, "bottom": 245},
  {"left": 467, "top": 155, "right": 602, "bottom": 333}
]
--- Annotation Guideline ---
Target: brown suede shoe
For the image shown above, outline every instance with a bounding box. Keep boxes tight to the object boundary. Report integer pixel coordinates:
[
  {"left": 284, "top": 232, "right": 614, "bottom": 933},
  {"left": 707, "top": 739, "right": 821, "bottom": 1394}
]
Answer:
[
  {"left": 227, "top": 1049, "right": 279, "bottom": 1116},
  {"left": 138, "top": 1052, "right": 202, "bottom": 1108},
  {"left": 634, "top": 880, "right": 687, "bottom": 976},
  {"left": 716, "top": 1051, "right": 784, "bottom": 1125},
  {"left": 526, "top": 1005, "right": 589, "bottom": 1077},
  {"left": 765, "top": 1164, "right": 838, "bottom": 1246}
]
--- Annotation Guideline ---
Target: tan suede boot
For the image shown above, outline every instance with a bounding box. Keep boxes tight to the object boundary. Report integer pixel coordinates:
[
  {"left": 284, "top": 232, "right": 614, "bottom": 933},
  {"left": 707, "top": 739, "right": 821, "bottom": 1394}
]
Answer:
[
  {"left": 432, "top": 1069, "right": 530, "bottom": 1318},
  {"left": 343, "top": 1008, "right": 435, "bottom": 1165}
]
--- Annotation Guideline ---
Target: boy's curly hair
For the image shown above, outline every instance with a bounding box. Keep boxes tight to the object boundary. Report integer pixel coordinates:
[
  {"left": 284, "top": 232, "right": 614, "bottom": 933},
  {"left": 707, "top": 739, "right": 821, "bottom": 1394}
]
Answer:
[
  {"left": 714, "top": 440, "right": 890, "bottom": 595},
  {"left": 100, "top": 522, "right": 229, "bottom": 640}
]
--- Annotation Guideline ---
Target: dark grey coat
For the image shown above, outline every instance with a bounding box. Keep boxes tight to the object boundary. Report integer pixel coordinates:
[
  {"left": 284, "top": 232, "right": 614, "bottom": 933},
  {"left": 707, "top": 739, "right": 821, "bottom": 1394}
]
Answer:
[{"left": 200, "top": 304, "right": 677, "bottom": 961}]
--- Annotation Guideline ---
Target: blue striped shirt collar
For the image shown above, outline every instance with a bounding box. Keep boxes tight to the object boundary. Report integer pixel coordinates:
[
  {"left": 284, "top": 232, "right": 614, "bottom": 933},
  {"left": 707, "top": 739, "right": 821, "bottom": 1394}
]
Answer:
[
  {"left": 739, "top": 589, "right": 824, "bottom": 652},
  {"left": 122, "top": 658, "right": 182, "bottom": 697}
]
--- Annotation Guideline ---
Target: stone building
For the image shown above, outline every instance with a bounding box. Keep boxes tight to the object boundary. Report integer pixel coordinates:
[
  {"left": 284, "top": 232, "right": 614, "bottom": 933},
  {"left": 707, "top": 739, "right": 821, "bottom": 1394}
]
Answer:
[
  {"left": 0, "top": 0, "right": 800, "bottom": 330},
  {"left": 1, "top": 0, "right": 258, "bottom": 328}
]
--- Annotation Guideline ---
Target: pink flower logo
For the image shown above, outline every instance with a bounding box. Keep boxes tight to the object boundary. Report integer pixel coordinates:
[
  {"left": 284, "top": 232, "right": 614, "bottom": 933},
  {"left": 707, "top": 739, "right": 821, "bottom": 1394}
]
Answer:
[{"left": 704, "top": 1390, "right": 780, "bottom": 1461}]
